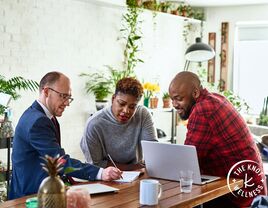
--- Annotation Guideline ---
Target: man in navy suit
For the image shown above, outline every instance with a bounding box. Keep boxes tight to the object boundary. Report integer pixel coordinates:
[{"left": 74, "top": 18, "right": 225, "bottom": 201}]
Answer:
[{"left": 9, "top": 71, "right": 122, "bottom": 199}]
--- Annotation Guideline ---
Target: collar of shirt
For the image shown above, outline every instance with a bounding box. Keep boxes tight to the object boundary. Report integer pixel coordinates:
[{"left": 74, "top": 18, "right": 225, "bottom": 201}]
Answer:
[
  {"left": 196, "top": 88, "right": 209, "bottom": 103},
  {"left": 36, "top": 99, "right": 53, "bottom": 119}
]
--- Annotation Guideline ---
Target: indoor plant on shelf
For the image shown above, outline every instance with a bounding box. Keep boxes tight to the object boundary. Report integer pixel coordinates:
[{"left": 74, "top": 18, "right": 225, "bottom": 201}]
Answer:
[
  {"left": 142, "top": 82, "right": 160, "bottom": 108},
  {"left": 80, "top": 71, "right": 113, "bottom": 111},
  {"left": 162, "top": 92, "right": 171, "bottom": 108},
  {"left": 80, "top": 65, "right": 136, "bottom": 111}
]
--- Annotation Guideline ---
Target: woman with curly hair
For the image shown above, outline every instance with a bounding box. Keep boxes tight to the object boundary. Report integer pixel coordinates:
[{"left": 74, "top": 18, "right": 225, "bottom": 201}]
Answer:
[{"left": 80, "top": 77, "right": 157, "bottom": 169}]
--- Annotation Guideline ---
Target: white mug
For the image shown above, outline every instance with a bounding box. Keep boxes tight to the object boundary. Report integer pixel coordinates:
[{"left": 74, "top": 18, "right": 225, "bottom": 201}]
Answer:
[{"left": 139, "top": 179, "right": 162, "bottom": 205}]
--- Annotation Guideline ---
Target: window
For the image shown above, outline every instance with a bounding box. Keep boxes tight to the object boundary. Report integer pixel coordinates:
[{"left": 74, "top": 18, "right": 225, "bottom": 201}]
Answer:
[{"left": 233, "top": 22, "right": 268, "bottom": 115}]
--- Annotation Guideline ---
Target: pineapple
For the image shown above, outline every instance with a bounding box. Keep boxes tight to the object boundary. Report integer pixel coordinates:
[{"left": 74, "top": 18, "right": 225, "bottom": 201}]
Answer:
[{"left": 37, "top": 155, "right": 66, "bottom": 208}]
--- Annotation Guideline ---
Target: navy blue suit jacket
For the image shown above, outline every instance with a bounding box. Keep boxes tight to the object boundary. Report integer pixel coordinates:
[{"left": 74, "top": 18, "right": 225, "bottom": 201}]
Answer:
[{"left": 9, "top": 101, "right": 100, "bottom": 199}]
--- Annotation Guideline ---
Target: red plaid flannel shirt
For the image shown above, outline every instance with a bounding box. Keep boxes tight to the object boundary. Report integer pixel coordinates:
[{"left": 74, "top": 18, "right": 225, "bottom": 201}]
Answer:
[{"left": 185, "top": 89, "right": 266, "bottom": 207}]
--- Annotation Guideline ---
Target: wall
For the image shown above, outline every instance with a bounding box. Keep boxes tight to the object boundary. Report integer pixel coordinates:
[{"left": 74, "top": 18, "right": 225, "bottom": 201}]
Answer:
[
  {"left": 204, "top": 4, "right": 268, "bottom": 89},
  {"left": 0, "top": 0, "right": 199, "bottom": 162}
]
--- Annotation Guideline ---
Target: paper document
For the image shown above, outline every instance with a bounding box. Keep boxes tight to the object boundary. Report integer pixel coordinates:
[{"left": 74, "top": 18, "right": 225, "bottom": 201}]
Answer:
[
  {"left": 115, "top": 171, "right": 141, "bottom": 183},
  {"left": 72, "top": 177, "right": 89, "bottom": 183},
  {"left": 70, "top": 183, "right": 119, "bottom": 194}
]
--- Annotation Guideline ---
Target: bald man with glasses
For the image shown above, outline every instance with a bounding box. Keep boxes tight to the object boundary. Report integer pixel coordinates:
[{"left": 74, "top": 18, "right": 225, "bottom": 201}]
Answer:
[{"left": 9, "top": 71, "right": 122, "bottom": 200}]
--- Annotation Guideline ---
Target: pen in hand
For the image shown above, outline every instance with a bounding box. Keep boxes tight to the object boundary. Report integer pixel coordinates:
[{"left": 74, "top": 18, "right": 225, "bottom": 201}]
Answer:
[{"left": 107, "top": 154, "right": 123, "bottom": 179}]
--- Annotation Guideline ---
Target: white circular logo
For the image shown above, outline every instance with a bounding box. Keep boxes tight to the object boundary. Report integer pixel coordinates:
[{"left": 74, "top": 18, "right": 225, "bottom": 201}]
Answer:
[{"left": 227, "top": 160, "right": 265, "bottom": 198}]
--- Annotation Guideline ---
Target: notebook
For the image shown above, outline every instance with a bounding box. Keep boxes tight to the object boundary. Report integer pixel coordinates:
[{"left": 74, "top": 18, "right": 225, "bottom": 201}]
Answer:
[
  {"left": 141, "top": 141, "right": 220, "bottom": 185},
  {"left": 114, "top": 171, "right": 141, "bottom": 183},
  {"left": 70, "top": 183, "right": 119, "bottom": 194}
]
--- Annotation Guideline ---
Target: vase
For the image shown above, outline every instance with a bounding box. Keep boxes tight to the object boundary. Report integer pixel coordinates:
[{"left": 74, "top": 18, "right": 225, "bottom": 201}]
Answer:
[
  {"left": 95, "top": 100, "right": 108, "bottom": 111},
  {"left": 144, "top": 98, "right": 149, "bottom": 108},
  {"left": 150, "top": 97, "right": 158, "bottom": 109}
]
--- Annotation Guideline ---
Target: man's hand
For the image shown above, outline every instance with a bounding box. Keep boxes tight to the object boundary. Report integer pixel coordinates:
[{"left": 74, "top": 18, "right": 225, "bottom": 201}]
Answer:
[{"left": 101, "top": 166, "right": 122, "bottom": 181}]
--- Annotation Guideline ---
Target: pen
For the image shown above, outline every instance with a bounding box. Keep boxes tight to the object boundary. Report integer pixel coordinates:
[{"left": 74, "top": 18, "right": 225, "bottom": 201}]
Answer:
[{"left": 107, "top": 154, "right": 123, "bottom": 179}]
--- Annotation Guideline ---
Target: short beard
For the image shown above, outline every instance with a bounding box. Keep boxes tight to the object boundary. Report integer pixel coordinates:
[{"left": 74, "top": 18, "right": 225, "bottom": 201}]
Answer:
[{"left": 180, "top": 98, "right": 196, "bottom": 120}]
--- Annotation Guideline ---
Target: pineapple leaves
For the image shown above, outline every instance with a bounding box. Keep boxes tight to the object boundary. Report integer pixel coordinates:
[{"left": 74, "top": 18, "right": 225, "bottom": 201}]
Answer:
[{"left": 40, "top": 155, "right": 81, "bottom": 177}]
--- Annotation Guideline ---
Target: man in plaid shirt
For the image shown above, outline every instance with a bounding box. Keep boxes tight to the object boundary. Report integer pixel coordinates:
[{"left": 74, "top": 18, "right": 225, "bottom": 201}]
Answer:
[{"left": 169, "top": 71, "right": 266, "bottom": 207}]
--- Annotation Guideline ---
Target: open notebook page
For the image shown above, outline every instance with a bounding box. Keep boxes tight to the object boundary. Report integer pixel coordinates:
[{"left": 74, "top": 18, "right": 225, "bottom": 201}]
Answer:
[{"left": 114, "top": 171, "right": 141, "bottom": 183}]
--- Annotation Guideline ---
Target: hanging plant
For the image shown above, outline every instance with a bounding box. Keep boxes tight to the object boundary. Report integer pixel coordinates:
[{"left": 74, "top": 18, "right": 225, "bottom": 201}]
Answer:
[
  {"left": 80, "top": 3, "right": 144, "bottom": 101},
  {"left": 121, "top": 2, "right": 144, "bottom": 75}
]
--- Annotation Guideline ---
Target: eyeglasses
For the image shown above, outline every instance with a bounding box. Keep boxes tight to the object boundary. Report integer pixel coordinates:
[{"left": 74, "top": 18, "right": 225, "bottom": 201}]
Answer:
[{"left": 48, "top": 87, "right": 74, "bottom": 103}]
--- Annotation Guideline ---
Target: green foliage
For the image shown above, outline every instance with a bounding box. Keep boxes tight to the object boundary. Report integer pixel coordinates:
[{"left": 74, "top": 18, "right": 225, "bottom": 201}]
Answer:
[
  {"left": 158, "top": 1, "right": 171, "bottom": 13},
  {"left": 142, "top": 0, "right": 157, "bottom": 10},
  {"left": 182, "top": 23, "right": 193, "bottom": 44},
  {"left": 0, "top": 75, "right": 39, "bottom": 115},
  {"left": 162, "top": 92, "right": 170, "bottom": 99},
  {"left": 126, "top": 0, "right": 139, "bottom": 7},
  {"left": 259, "top": 96, "right": 268, "bottom": 126},
  {"left": 177, "top": 4, "right": 193, "bottom": 17},
  {"left": 259, "top": 114, "right": 268, "bottom": 126},
  {"left": 197, "top": 68, "right": 250, "bottom": 113},
  {"left": 221, "top": 90, "right": 250, "bottom": 113},
  {"left": 105, "top": 65, "right": 136, "bottom": 88},
  {"left": 80, "top": 2, "right": 143, "bottom": 101},
  {"left": 191, "top": 7, "right": 205, "bottom": 21},
  {"left": 80, "top": 65, "right": 136, "bottom": 101},
  {"left": 79, "top": 72, "right": 113, "bottom": 101},
  {"left": 121, "top": 3, "right": 143, "bottom": 75}
]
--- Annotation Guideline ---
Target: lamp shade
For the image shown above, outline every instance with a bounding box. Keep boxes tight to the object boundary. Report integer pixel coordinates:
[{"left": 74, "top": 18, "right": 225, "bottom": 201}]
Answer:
[{"left": 185, "top": 37, "right": 215, "bottom": 62}]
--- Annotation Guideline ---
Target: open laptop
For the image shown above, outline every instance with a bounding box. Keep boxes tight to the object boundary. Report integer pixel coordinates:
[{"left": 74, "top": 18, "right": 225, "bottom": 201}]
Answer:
[{"left": 141, "top": 141, "right": 220, "bottom": 185}]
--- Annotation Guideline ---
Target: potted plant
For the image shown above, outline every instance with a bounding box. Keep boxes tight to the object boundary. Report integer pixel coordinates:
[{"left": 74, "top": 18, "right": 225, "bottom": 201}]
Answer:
[
  {"left": 142, "top": 0, "right": 157, "bottom": 11},
  {"left": 258, "top": 96, "right": 268, "bottom": 126},
  {"left": 80, "top": 72, "right": 113, "bottom": 111},
  {"left": 159, "top": 1, "right": 171, "bottom": 13},
  {"left": 142, "top": 82, "right": 160, "bottom": 108},
  {"left": 177, "top": 4, "right": 193, "bottom": 17},
  {"left": 126, "top": 0, "right": 142, "bottom": 7},
  {"left": 162, "top": 92, "right": 171, "bottom": 108},
  {"left": 0, "top": 75, "right": 39, "bottom": 115}
]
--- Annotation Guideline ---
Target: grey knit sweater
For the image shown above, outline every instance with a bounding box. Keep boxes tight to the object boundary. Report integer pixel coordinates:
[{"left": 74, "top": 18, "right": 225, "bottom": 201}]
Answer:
[{"left": 80, "top": 105, "right": 157, "bottom": 167}]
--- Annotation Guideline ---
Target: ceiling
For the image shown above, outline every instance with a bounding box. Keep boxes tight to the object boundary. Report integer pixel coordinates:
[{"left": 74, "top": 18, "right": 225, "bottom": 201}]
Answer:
[{"left": 178, "top": 0, "right": 268, "bottom": 7}]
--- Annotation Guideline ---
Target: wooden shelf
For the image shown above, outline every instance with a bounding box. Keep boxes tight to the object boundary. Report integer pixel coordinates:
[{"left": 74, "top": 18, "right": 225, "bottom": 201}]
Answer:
[
  {"left": 89, "top": 0, "right": 201, "bottom": 24},
  {"left": 148, "top": 107, "right": 174, "bottom": 112}
]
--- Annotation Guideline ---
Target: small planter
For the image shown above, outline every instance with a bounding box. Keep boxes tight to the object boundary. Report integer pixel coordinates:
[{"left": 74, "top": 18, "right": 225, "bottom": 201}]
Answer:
[
  {"left": 142, "top": 0, "right": 157, "bottom": 10},
  {"left": 163, "top": 98, "right": 171, "bottom": 108},
  {"left": 171, "top": 10, "right": 179, "bottom": 15},
  {"left": 150, "top": 97, "right": 158, "bottom": 109},
  {"left": 95, "top": 100, "right": 108, "bottom": 111}
]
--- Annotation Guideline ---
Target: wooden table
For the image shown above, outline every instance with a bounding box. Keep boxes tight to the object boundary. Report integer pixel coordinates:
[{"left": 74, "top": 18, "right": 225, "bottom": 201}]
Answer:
[{"left": 1, "top": 173, "right": 242, "bottom": 208}]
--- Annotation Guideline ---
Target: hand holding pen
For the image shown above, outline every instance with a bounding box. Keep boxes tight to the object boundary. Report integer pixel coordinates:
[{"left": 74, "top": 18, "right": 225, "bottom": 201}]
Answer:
[{"left": 107, "top": 154, "right": 123, "bottom": 179}]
